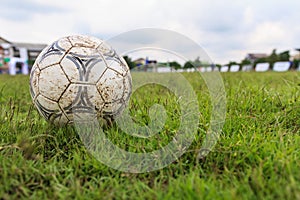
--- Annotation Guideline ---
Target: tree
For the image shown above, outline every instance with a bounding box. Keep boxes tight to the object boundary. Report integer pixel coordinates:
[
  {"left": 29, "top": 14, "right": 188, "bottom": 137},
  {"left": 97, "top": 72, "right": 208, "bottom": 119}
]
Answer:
[
  {"left": 169, "top": 61, "right": 181, "bottom": 70},
  {"left": 227, "top": 61, "right": 238, "bottom": 67},
  {"left": 123, "top": 55, "right": 136, "bottom": 70},
  {"left": 215, "top": 64, "right": 222, "bottom": 70},
  {"left": 240, "top": 58, "right": 251, "bottom": 66},
  {"left": 183, "top": 61, "right": 194, "bottom": 69},
  {"left": 266, "top": 49, "right": 279, "bottom": 69},
  {"left": 292, "top": 58, "right": 300, "bottom": 70},
  {"left": 278, "top": 51, "right": 290, "bottom": 61}
]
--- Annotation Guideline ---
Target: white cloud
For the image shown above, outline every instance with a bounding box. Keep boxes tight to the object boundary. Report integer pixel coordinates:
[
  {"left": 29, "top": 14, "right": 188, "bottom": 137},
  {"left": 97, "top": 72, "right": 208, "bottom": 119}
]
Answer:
[
  {"left": 1, "top": 0, "right": 300, "bottom": 64},
  {"left": 248, "top": 22, "right": 286, "bottom": 48}
]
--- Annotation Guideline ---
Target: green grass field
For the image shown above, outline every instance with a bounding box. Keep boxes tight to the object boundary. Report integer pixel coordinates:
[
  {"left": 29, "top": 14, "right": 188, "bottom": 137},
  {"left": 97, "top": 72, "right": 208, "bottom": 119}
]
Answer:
[{"left": 0, "top": 72, "right": 299, "bottom": 199}]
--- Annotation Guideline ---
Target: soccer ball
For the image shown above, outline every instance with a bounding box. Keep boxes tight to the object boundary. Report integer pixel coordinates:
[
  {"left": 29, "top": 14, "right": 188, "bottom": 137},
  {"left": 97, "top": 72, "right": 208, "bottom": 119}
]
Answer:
[{"left": 30, "top": 35, "right": 132, "bottom": 126}]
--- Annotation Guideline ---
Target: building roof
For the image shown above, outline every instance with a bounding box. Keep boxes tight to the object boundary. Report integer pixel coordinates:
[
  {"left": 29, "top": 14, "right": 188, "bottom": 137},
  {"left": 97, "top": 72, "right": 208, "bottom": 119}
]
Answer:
[
  {"left": 295, "top": 48, "right": 300, "bottom": 52},
  {"left": 247, "top": 53, "right": 268, "bottom": 60},
  {"left": 0, "top": 36, "right": 47, "bottom": 50},
  {"left": 0, "top": 36, "right": 12, "bottom": 44},
  {"left": 13, "top": 42, "right": 47, "bottom": 51},
  {"left": 133, "top": 58, "right": 145, "bottom": 62}
]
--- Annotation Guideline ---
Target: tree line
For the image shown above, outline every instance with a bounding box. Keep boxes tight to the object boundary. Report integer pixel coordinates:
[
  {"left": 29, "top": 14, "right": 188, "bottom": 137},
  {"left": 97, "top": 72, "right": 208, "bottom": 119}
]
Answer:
[{"left": 123, "top": 49, "right": 300, "bottom": 70}]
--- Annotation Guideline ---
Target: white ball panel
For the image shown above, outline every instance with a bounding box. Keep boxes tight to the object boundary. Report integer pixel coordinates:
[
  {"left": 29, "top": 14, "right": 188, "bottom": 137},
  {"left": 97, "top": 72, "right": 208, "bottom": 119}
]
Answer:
[
  {"left": 69, "top": 46, "right": 99, "bottom": 57},
  {"left": 34, "top": 45, "right": 52, "bottom": 64},
  {"left": 103, "top": 99, "right": 125, "bottom": 115},
  {"left": 86, "top": 59, "right": 107, "bottom": 84},
  {"left": 87, "top": 85, "right": 105, "bottom": 111},
  {"left": 35, "top": 95, "right": 68, "bottom": 125},
  {"left": 56, "top": 37, "right": 73, "bottom": 51},
  {"left": 59, "top": 84, "right": 105, "bottom": 110},
  {"left": 122, "top": 72, "right": 132, "bottom": 102},
  {"left": 68, "top": 35, "right": 102, "bottom": 48},
  {"left": 106, "top": 57, "right": 129, "bottom": 76},
  {"left": 59, "top": 84, "right": 105, "bottom": 122},
  {"left": 59, "top": 56, "right": 81, "bottom": 82},
  {"left": 97, "top": 69, "right": 125, "bottom": 102},
  {"left": 97, "top": 41, "right": 114, "bottom": 56},
  {"left": 39, "top": 64, "right": 70, "bottom": 101},
  {"left": 58, "top": 84, "right": 80, "bottom": 109},
  {"left": 36, "top": 94, "right": 61, "bottom": 111},
  {"left": 30, "top": 62, "right": 40, "bottom": 72},
  {"left": 30, "top": 66, "right": 40, "bottom": 98},
  {"left": 39, "top": 52, "right": 65, "bottom": 70},
  {"left": 120, "top": 56, "right": 130, "bottom": 71},
  {"left": 52, "top": 113, "right": 70, "bottom": 126}
]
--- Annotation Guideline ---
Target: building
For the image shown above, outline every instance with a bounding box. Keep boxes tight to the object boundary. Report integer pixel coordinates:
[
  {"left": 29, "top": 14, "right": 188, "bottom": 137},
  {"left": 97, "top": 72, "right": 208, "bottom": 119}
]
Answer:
[
  {"left": 245, "top": 53, "right": 268, "bottom": 64},
  {"left": 291, "top": 48, "right": 300, "bottom": 60},
  {"left": 0, "top": 36, "right": 47, "bottom": 75},
  {"left": 133, "top": 57, "right": 157, "bottom": 72}
]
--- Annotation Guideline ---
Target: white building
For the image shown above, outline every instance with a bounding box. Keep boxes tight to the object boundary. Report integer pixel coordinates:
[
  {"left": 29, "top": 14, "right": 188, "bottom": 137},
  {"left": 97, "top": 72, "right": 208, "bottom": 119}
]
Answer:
[{"left": 0, "top": 36, "right": 47, "bottom": 75}]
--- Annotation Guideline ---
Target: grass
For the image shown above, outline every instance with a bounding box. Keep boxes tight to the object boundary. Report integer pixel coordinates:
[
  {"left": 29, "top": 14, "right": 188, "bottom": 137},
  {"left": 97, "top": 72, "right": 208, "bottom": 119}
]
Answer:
[{"left": 0, "top": 72, "right": 299, "bottom": 199}]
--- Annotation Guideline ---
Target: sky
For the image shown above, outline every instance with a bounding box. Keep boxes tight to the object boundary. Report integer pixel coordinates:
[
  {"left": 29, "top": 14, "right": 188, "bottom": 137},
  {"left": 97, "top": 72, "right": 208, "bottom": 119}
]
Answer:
[{"left": 1, "top": 0, "right": 300, "bottom": 64}]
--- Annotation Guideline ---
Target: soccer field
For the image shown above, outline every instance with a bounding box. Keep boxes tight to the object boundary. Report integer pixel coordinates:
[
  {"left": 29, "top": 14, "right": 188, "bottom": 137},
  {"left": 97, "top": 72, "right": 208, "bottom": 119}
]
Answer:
[{"left": 0, "top": 72, "right": 299, "bottom": 199}]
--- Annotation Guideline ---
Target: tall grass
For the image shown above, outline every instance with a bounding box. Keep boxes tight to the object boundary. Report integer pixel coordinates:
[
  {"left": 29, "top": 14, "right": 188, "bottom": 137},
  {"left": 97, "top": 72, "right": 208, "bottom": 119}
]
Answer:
[{"left": 0, "top": 72, "right": 299, "bottom": 199}]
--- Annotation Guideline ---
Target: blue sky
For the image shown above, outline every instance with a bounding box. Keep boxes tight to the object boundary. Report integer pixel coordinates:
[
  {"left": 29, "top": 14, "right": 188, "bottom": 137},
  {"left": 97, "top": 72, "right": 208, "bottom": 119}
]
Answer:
[{"left": 1, "top": 0, "right": 300, "bottom": 64}]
